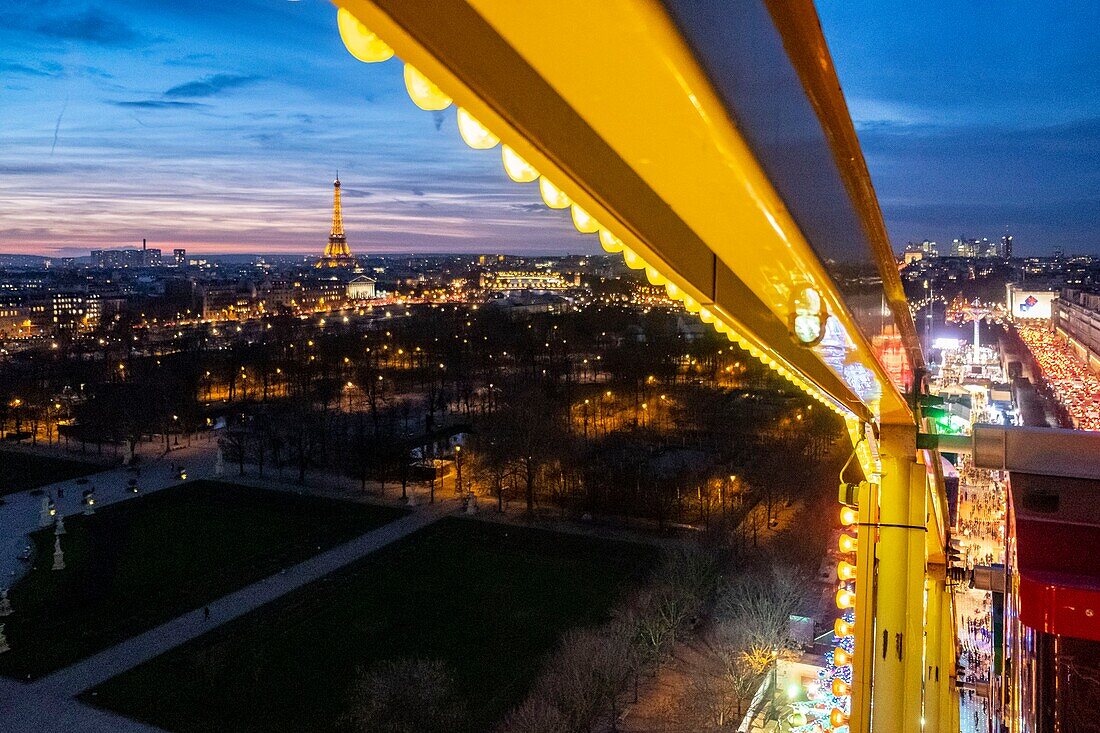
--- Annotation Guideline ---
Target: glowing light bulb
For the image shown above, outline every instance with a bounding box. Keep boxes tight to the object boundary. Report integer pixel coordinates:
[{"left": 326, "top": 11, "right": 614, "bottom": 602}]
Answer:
[
  {"left": 539, "top": 177, "right": 571, "bottom": 209},
  {"left": 571, "top": 204, "right": 600, "bottom": 233},
  {"left": 644, "top": 266, "right": 667, "bottom": 286},
  {"left": 683, "top": 296, "right": 701, "bottom": 313},
  {"left": 456, "top": 108, "right": 498, "bottom": 149},
  {"left": 598, "top": 229, "right": 624, "bottom": 253},
  {"left": 837, "top": 561, "right": 857, "bottom": 581},
  {"left": 403, "top": 64, "right": 451, "bottom": 111},
  {"left": 664, "top": 282, "right": 681, "bottom": 300},
  {"left": 839, "top": 533, "right": 857, "bottom": 553},
  {"left": 622, "top": 247, "right": 645, "bottom": 270},
  {"left": 699, "top": 307, "right": 715, "bottom": 324},
  {"left": 501, "top": 145, "right": 538, "bottom": 182},
  {"left": 836, "top": 588, "right": 855, "bottom": 609},
  {"left": 337, "top": 8, "right": 394, "bottom": 63},
  {"left": 834, "top": 618, "right": 853, "bottom": 637},
  {"left": 832, "top": 678, "right": 850, "bottom": 697},
  {"left": 840, "top": 506, "right": 858, "bottom": 526},
  {"left": 831, "top": 709, "right": 849, "bottom": 728},
  {"left": 834, "top": 647, "right": 851, "bottom": 666}
]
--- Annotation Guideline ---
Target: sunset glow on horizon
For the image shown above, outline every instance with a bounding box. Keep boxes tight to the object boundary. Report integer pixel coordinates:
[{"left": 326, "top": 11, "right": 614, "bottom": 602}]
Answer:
[{"left": 2, "top": 0, "right": 1097, "bottom": 256}]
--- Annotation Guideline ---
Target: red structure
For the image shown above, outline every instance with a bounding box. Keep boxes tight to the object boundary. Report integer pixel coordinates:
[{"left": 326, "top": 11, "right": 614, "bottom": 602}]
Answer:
[{"left": 1001, "top": 471, "right": 1100, "bottom": 732}]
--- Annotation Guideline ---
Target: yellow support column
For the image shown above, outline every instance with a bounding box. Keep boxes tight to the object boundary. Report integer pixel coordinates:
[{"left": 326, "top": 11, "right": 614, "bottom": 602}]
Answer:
[
  {"left": 904, "top": 462, "right": 929, "bottom": 728},
  {"left": 924, "top": 565, "right": 946, "bottom": 732},
  {"left": 871, "top": 424, "right": 924, "bottom": 733},
  {"left": 940, "top": 590, "right": 961, "bottom": 733}
]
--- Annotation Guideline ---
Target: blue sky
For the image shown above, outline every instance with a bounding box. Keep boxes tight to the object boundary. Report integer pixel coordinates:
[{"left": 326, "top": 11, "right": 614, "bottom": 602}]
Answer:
[{"left": 0, "top": 1, "right": 1097, "bottom": 256}]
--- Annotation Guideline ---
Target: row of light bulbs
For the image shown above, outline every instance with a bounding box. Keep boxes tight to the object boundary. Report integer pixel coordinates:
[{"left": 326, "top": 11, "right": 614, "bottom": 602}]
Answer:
[
  {"left": 335, "top": 6, "right": 855, "bottom": 421},
  {"left": 830, "top": 501, "right": 862, "bottom": 729}
]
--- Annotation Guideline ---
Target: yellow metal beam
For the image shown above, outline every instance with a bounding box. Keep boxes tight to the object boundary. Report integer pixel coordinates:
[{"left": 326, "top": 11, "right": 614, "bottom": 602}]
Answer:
[
  {"left": 924, "top": 565, "right": 959, "bottom": 733},
  {"left": 941, "top": 589, "right": 961, "bottom": 733},
  {"left": 333, "top": 0, "right": 915, "bottom": 426},
  {"left": 872, "top": 424, "right": 926, "bottom": 733},
  {"left": 903, "top": 461, "right": 929, "bottom": 732},
  {"left": 762, "top": 0, "right": 924, "bottom": 376},
  {"left": 326, "top": 5, "right": 952, "bottom": 730}
]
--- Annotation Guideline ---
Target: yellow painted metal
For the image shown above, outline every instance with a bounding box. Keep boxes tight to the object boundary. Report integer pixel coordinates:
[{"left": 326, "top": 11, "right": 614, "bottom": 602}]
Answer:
[
  {"left": 325, "top": 2, "right": 956, "bottom": 728},
  {"left": 850, "top": 477, "right": 879, "bottom": 733},
  {"left": 762, "top": 0, "right": 924, "bottom": 377},
  {"left": 925, "top": 565, "right": 960, "bottom": 733},
  {"left": 924, "top": 566, "right": 945, "bottom": 732},
  {"left": 872, "top": 424, "right": 925, "bottom": 733},
  {"left": 331, "top": 0, "right": 913, "bottom": 426},
  {"left": 904, "top": 457, "right": 930, "bottom": 730},
  {"left": 941, "top": 589, "right": 961, "bottom": 733}
]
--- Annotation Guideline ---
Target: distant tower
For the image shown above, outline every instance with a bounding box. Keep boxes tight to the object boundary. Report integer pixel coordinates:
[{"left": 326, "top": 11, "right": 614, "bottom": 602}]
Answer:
[
  {"left": 317, "top": 174, "right": 355, "bottom": 268},
  {"left": 1001, "top": 232, "right": 1013, "bottom": 259}
]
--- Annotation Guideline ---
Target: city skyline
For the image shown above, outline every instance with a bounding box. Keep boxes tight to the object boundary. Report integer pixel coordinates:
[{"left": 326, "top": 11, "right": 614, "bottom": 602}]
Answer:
[{"left": 1, "top": 0, "right": 1098, "bottom": 256}]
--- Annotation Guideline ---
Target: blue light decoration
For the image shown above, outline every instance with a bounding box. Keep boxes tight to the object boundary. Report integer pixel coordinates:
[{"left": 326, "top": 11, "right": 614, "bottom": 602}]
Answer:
[{"left": 814, "top": 591, "right": 856, "bottom": 729}]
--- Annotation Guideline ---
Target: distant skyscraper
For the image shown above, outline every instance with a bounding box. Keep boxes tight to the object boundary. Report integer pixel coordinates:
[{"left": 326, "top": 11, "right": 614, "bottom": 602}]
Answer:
[
  {"left": 977, "top": 237, "right": 999, "bottom": 258},
  {"left": 949, "top": 236, "right": 998, "bottom": 258},
  {"left": 317, "top": 175, "right": 355, "bottom": 268},
  {"left": 174, "top": 248, "right": 187, "bottom": 266},
  {"left": 1001, "top": 234, "right": 1013, "bottom": 259},
  {"left": 140, "top": 238, "right": 161, "bottom": 267},
  {"left": 92, "top": 245, "right": 160, "bottom": 268}
]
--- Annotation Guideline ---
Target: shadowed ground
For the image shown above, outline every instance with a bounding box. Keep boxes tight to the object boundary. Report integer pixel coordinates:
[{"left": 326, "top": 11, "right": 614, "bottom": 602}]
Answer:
[
  {"left": 0, "top": 450, "right": 103, "bottom": 497},
  {"left": 0, "top": 480, "right": 407, "bottom": 679},
  {"left": 87, "top": 517, "right": 658, "bottom": 733}
]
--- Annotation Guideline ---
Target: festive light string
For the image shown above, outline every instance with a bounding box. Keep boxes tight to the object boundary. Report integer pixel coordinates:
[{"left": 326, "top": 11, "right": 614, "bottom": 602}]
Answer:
[
  {"left": 822, "top": 429, "right": 869, "bottom": 730},
  {"left": 334, "top": 7, "right": 865, "bottom": 421}
]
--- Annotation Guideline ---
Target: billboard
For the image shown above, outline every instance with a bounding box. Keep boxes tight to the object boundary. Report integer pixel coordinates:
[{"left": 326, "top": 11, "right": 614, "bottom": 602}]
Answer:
[{"left": 1007, "top": 285, "right": 1055, "bottom": 320}]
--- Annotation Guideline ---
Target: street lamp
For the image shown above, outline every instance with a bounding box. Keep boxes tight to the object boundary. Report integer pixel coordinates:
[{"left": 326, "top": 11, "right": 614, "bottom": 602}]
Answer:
[{"left": 454, "top": 444, "right": 463, "bottom": 496}]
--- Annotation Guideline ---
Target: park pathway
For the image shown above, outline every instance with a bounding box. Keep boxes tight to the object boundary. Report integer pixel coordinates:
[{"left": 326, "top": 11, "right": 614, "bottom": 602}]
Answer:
[
  {"left": 1, "top": 438, "right": 222, "bottom": 585},
  {"left": 0, "top": 497, "right": 456, "bottom": 732}
]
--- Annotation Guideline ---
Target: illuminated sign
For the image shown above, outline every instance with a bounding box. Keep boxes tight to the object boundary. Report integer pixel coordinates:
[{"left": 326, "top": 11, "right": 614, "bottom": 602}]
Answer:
[{"left": 1006, "top": 286, "right": 1054, "bottom": 320}]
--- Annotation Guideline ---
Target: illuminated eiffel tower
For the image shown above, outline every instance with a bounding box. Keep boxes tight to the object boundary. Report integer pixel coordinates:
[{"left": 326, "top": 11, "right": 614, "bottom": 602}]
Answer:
[{"left": 316, "top": 174, "right": 355, "bottom": 268}]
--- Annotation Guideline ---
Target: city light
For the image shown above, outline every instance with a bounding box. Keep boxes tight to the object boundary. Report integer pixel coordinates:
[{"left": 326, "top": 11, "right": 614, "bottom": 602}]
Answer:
[
  {"left": 1, "top": 4, "right": 1089, "bottom": 732},
  {"left": 1017, "top": 324, "right": 1100, "bottom": 431}
]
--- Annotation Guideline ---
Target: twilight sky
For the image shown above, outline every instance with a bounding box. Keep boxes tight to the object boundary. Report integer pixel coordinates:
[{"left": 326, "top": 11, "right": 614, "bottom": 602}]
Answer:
[{"left": 0, "top": 1, "right": 1097, "bottom": 257}]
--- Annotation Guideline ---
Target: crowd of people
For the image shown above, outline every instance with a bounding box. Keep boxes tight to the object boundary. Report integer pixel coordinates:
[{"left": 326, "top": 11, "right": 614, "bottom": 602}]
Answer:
[
  {"left": 954, "top": 454, "right": 1005, "bottom": 733},
  {"left": 958, "top": 593, "right": 995, "bottom": 686},
  {"left": 956, "top": 463, "right": 1007, "bottom": 568},
  {"left": 933, "top": 342, "right": 1009, "bottom": 733}
]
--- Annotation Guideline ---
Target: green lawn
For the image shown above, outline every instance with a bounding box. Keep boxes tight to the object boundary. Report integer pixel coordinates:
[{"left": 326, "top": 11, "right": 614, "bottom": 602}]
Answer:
[
  {"left": 0, "top": 450, "right": 104, "bottom": 497},
  {"left": 0, "top": 481, "right": 407, "bottom": 679},
  {"left": 86, "top": 518, "right": 657, "bottom": 733}
]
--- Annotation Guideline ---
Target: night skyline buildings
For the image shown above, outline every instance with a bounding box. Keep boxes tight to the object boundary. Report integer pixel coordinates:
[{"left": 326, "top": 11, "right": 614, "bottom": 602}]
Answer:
[{"left": 0, "top": 0, "right": 1097, "bottom": 257}]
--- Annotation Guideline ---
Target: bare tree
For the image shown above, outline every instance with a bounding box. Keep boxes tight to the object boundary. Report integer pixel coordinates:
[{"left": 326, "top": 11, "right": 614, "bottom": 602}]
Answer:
[
  {"left": 500, "top": 628, "right": 634, "bottom": 733},
  {"left": 496, "top": 696, "right": 570, "bottom": 733},
  {"left": 343, "top": 658, "right": 465, "bottom": 733},
  {"left": 680, "top": 656, "right": 759, "bottom": 730},
  {"left": 714, "top": 566, "right": 808, "bottom": 674},
  {"left": 219, "top": 428, "right": 248, "bottom": 477},
  {"left": 619, "top": 550, "right": 716, "bottom": 669}
]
